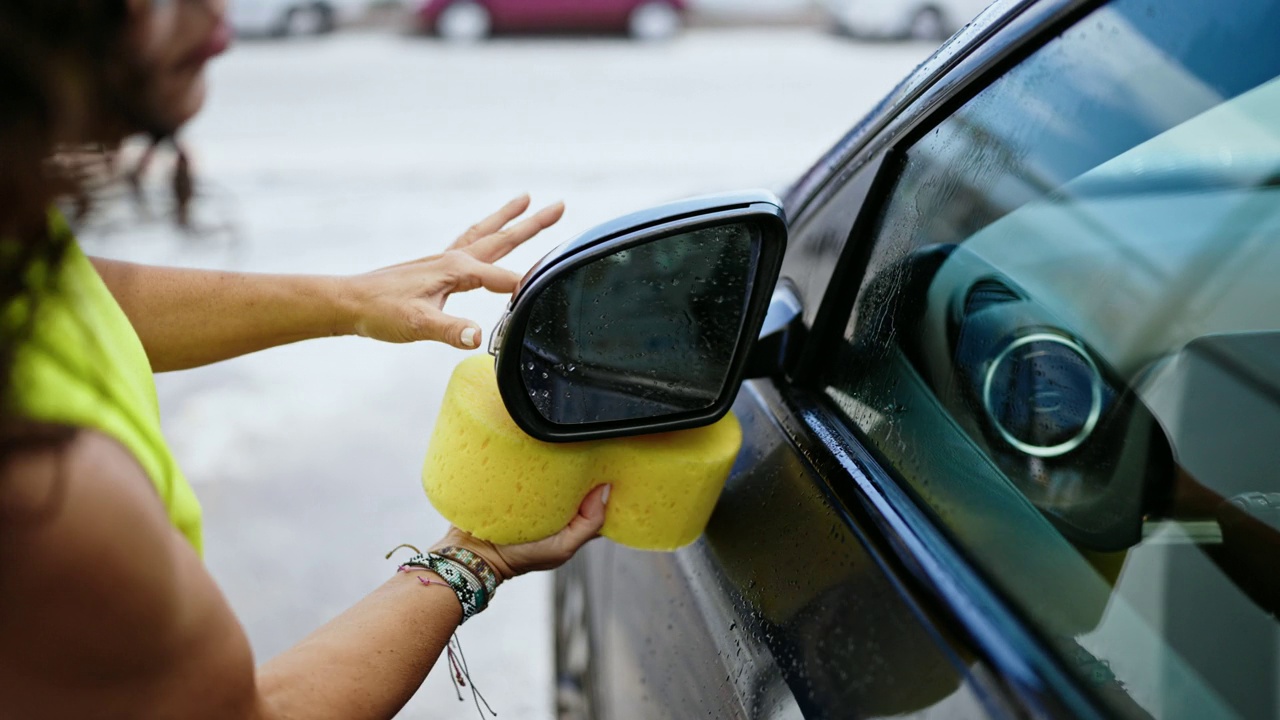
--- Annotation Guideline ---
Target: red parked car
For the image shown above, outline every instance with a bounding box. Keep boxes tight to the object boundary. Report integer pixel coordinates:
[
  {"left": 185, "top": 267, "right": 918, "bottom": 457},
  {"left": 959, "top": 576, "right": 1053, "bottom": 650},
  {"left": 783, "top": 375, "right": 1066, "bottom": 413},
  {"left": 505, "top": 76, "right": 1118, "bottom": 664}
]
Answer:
[{"left": 416, "top": 0, "right": 687, "bottom": 41}]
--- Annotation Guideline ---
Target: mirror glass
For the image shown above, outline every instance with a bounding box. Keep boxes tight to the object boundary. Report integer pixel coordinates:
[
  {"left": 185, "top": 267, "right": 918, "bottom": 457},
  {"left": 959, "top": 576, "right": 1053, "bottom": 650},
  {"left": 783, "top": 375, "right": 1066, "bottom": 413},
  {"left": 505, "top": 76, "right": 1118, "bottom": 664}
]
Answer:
[{"left": 520, "top": 222, "right": 758, "bottom": 425}]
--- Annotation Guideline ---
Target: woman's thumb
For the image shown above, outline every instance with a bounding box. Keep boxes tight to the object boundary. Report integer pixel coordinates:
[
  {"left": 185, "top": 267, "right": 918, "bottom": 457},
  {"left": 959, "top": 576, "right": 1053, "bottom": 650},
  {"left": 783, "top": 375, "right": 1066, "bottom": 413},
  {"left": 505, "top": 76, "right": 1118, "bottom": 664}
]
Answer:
[
  {"left": 560, "top": 484, "right": 611, "bottom": 548},
  {"left": 429, "top": 312, "right": 482, "bottom": 349}
]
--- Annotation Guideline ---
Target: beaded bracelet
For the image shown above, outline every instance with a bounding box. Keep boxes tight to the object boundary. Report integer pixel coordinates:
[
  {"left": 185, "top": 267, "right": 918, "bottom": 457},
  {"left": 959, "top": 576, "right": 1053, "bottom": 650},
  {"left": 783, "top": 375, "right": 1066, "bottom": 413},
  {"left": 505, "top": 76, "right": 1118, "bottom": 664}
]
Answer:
[
  {"left": 433, "top": 545, "right": 501, "bottom": 598},
  {"left": 387, "top": 545, "right": 498, "bottom": 717},
  {"left": 398, "top": 568, "right": 451, "bottom": 590},
  {"left": 386, "top": 544, "right": 502, "bottom": 624},
  {"left": 404, "top": 553, "right": 490, "bottom": 623}
]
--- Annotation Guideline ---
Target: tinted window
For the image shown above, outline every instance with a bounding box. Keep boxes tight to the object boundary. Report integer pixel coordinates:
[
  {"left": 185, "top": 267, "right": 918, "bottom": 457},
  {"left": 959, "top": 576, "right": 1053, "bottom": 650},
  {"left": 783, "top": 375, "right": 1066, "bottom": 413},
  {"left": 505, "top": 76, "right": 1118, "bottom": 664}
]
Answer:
[{"left": 822, "top": 0, "right": 1280, "bottom": 717}]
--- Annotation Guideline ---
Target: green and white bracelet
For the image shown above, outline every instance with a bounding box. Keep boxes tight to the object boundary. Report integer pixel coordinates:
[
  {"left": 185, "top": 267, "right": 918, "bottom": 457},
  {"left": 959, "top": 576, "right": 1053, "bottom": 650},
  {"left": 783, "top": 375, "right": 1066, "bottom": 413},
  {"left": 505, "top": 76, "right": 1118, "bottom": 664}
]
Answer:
[
  {"left": 386, "top": 544, "right": 502, "bottom": 624},
  {"left": 404, "top": 553, "right": 492, "bottom": 623}
]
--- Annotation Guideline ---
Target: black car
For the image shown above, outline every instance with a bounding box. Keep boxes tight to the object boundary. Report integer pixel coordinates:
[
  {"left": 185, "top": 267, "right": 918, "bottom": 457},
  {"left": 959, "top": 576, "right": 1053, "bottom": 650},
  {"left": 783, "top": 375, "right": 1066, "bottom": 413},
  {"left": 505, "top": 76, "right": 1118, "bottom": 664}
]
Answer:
[{"left": 485, "top": 0, "right": 1280, "bottom": 717}]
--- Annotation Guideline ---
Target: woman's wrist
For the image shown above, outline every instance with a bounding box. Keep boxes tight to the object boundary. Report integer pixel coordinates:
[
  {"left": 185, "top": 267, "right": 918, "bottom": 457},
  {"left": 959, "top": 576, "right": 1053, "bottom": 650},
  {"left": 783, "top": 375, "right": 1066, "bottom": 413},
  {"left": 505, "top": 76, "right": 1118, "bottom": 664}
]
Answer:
[
  {"left": 269, "top": 273, "right": 362, "bottom": 340},
  {"left": 431, "top": 530, "right": 515, "bottom": 582},
  {"left": 323, "top": 275, "right": 362, "bottom": 338},
  {"left": 400, "top": 550, "right": 500, "bottom": 622},
  {"left": 391, "top": 568, "right": 465, "bottom": 625}
]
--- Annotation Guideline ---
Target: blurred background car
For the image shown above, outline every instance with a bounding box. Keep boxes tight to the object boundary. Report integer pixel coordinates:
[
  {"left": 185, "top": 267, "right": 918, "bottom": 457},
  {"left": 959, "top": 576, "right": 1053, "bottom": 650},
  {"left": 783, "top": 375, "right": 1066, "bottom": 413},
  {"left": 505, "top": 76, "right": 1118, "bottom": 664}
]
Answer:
[
  {"left": 231, "top": 0, "right": 371, "bottom": 37},
  {"left": 691, "top": 0, "right": 818, "bottom": 24},
  {"left": 818, "top": 0, "right": 989, "bottom": 40},
  {"left": 414, "top": 0, "right": 688, "bottom": 41}
]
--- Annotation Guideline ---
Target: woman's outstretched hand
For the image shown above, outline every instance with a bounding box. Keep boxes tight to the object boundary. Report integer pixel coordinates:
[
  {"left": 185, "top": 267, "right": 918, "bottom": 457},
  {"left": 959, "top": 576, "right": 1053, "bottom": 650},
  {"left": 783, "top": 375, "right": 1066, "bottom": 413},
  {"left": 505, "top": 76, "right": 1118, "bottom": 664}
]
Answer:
[
  {"left": 431, "top": 484, "right": 611, "bottom": 581},
  {"left": 340, "top": 194, "right": 565, "bottom": 349}
]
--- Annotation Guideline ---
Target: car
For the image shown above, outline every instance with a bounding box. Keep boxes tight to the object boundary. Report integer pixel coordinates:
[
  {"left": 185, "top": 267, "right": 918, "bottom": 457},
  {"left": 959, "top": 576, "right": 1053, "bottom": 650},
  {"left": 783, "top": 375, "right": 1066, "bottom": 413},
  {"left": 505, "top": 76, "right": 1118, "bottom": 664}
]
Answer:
[
  {"left": 414, "top": 0, "right": 687, "bottom": 42},
  {"left": 476, "top": 0, "right": 1280, "bottom": 717},
  {"left": 230, "top": 0, "right": 366, "bottom": 37},
  {"left": 817, "top": 0, "right": 991, "bottom": 40}
]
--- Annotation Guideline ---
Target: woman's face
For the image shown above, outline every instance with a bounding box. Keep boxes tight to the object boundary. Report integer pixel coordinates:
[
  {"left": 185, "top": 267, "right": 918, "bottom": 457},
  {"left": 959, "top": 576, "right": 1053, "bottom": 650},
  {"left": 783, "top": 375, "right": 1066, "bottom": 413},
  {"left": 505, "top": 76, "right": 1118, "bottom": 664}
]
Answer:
[{"left": 122, "top": 0, "right": 231, "bottom": 136}]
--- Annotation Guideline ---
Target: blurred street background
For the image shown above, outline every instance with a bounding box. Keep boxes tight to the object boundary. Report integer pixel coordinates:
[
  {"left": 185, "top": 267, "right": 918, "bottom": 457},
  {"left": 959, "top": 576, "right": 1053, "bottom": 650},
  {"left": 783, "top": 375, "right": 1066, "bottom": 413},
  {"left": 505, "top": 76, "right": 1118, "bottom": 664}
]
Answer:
[{"left": 81, "top": 2, "right": 940, "bottom": 717}]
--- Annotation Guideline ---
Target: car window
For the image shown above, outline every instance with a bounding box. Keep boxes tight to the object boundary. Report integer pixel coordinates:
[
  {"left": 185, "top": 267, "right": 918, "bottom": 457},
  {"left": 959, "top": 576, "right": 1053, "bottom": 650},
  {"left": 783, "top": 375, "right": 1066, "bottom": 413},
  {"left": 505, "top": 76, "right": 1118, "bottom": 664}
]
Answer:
[
  {"left": 819, "top": 0, "right": 1280, "bottom": 717},
  {"left": 781, "top": 156, "right": 886, "bottom": 325}
]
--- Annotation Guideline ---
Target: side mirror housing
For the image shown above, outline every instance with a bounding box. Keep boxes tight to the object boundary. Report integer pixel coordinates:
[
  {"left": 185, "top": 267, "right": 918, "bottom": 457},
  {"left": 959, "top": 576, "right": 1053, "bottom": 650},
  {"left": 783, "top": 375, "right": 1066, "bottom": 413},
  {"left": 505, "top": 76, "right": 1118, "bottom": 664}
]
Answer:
[{"left": 490, "top": 190, "right": 787, "bottom": 442}]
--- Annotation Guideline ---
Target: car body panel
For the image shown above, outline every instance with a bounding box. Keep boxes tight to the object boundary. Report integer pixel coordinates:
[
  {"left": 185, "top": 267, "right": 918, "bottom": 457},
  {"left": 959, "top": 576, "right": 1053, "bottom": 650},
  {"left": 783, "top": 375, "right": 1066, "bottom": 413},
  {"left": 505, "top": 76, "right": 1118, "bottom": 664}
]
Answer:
[
  {"left": 704, "top": 382, "right": 987, "bottom": 718},
  {"left": 417, "top": 0, "right": 687, "bottom": 35},
  {"left": 778, "top": 154, "right": 886, "bottom": 329},
  {"left": 570, "top": 380, "right": 1004, "bottom": 718}
]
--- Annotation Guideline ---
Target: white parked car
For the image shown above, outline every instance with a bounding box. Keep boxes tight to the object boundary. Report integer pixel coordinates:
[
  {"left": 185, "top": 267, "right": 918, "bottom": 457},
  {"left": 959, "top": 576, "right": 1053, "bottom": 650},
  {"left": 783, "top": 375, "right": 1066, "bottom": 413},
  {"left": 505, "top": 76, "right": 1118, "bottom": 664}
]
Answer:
[
  {"left": 230, "top": 0, "right": 369, "bottom": 37},
  {"left": 818, "top": 0, "right": 991, "bottom": 40}
]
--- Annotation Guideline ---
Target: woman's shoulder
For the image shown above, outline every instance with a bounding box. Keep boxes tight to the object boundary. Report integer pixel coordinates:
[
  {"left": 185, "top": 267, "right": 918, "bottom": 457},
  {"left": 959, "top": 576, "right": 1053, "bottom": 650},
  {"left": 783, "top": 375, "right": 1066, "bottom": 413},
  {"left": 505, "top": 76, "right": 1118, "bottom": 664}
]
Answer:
[
  {"left": 0, "top": 424, "right": 223, "bottom": 716},
  {"left": 0, "top": 423, "right": 173, "bottom": 568}
]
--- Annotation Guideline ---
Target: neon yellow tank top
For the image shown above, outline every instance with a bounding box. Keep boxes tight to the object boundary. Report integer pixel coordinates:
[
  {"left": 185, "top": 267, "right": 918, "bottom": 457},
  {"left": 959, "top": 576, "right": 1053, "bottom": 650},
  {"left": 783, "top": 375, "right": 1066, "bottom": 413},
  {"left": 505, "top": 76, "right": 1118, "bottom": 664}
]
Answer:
[{"left": 8, "top": 223, "right": 203, "bottom": 554}]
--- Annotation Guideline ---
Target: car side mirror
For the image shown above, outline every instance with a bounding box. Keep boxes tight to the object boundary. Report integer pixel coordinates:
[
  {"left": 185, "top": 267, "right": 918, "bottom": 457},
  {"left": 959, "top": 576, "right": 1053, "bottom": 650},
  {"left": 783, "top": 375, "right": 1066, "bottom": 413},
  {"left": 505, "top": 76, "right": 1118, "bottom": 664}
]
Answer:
[{"left": 489, "top": 190, "right": 787, "bottom": 442}]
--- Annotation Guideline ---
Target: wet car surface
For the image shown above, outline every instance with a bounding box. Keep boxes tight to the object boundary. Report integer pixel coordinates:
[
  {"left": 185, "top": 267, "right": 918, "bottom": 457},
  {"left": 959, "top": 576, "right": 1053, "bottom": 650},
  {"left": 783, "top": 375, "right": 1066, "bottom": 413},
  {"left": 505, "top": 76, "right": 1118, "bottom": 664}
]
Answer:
[{"left": 547, "top": 0, "right": 1280, "bottom": 717}]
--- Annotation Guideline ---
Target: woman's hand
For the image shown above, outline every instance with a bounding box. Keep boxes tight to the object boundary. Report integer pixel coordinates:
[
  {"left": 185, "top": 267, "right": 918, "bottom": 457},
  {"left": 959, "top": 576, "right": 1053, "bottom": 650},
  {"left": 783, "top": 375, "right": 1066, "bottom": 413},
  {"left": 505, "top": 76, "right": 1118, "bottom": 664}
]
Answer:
[
  {"left": 431, "top": 484, "right": 611, "bottom": 581},
  {"left": 340, "top": 195, "right": 565, "bottom": 349}
]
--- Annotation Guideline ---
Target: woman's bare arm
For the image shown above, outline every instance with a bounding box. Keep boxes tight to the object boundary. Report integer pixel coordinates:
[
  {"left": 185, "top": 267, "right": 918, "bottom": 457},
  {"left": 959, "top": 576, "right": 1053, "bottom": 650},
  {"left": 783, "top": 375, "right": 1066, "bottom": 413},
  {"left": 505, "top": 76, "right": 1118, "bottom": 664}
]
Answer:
[
  {"left": 91, "top": 196, "right": 564, "bottom": 372},
  {"left": 0, "top": 430, "right": 606, "bottom": 719}
]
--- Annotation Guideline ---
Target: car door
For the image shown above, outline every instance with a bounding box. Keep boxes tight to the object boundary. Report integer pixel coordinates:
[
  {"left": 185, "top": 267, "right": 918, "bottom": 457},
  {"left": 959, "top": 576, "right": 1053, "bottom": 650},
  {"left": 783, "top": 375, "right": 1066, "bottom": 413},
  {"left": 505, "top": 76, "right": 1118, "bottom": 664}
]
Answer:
[
  {"left": 495, "top": 0, "right": 615, "bottom": 31},
  {"left": 560, "top": 0, "right": 1280, "bottom": 719},
  {"left": 551, "top": 0, "right": 629, "bottom": 30}
]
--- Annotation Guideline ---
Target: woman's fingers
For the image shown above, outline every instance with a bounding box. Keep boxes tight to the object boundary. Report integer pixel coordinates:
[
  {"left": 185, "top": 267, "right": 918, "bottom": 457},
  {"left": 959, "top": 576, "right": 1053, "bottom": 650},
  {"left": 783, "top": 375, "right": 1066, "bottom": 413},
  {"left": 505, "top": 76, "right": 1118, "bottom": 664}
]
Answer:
[
  {"left": 439, "top": 251, "right": 522, "bottom": 294},
  {"left": 464, "top": 201, "right": 565, "bottom": 263},
  {"left": 468, "top": 484, "right": 611, "bottom": 578},
  {"left": 515, "top": 484, "right": 611, "bottom": 566},
  {"left": 556, "top": 484, "right": 611, "bottom": 553},
  {"left": 451, "top": 194, "right": 532, "bottom": 250},
  {"left": 420, "top": 308, "right": 484, "bottom": 349},
  {"left": 394, "top": 194, "right": 560, "bottom": 277},
  {"left": 351, "top": 198, "right": 563, "bottom": 348},
  {"left": 414, "top": 252, "right": 520, "bottom": 346}
]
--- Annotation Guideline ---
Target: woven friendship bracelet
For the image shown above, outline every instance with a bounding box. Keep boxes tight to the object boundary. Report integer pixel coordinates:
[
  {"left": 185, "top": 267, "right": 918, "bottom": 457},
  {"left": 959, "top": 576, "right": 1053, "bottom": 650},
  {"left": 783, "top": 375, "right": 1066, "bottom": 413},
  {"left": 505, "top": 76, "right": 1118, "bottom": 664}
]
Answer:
[
  {"left": 434, "top": 546, "right": 501, "bottom": 597},
  {"left": 403, "top": 553, "right": 490, "bottom": 622},
  {"left": 383, "top": 545, "right": 498, "bottom": 715}
]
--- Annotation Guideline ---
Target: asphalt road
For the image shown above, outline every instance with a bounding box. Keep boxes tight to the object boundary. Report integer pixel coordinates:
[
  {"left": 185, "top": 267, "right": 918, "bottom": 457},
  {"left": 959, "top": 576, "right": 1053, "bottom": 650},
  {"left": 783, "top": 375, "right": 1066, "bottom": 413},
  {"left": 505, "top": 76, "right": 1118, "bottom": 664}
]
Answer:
[{"left": 83, "top": 27, "right": 931, "bottom": 719}]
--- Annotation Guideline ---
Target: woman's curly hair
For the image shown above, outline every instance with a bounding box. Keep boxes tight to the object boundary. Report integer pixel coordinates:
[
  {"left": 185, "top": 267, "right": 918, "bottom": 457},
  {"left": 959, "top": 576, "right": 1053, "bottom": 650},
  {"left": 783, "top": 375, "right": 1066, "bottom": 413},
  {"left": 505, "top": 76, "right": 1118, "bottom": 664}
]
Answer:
[{"left": 0, "top": 0, "right": 166, "bottom": 460}]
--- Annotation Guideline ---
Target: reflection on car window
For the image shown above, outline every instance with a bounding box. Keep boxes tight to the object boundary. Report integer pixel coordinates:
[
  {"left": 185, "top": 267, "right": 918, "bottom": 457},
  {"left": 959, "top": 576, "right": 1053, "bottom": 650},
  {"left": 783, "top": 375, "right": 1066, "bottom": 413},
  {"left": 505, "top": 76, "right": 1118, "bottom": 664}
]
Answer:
[
  {"left": 822, "top": 0, "right": 1280, "bottom": 717},
  {"left": 521, "top": 223, "right": 756, "bottom": 424}
]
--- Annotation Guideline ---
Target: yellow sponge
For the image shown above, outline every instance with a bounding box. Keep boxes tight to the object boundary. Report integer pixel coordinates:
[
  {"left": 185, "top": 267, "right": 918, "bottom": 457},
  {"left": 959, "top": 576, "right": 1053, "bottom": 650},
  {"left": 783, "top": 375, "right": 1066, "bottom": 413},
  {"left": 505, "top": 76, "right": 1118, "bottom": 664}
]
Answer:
[{"left": 423, "top": 355, "right": 741, "bottom": 550}]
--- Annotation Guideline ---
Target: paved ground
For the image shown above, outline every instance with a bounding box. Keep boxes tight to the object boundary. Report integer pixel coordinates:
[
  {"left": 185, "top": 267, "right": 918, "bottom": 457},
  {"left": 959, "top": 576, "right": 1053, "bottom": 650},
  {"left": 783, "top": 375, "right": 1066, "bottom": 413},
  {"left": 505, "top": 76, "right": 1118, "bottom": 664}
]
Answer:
[{"left": 83, "top": 27, "right": 931, "bottom": 719}]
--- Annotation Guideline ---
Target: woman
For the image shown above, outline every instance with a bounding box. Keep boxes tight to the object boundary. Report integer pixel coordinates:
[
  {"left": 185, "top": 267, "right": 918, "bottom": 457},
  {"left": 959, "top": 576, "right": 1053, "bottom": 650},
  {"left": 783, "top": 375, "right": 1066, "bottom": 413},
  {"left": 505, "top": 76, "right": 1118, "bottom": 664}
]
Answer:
[{"left": 0, "top": 1, "right": 610, "bottom": 717}]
